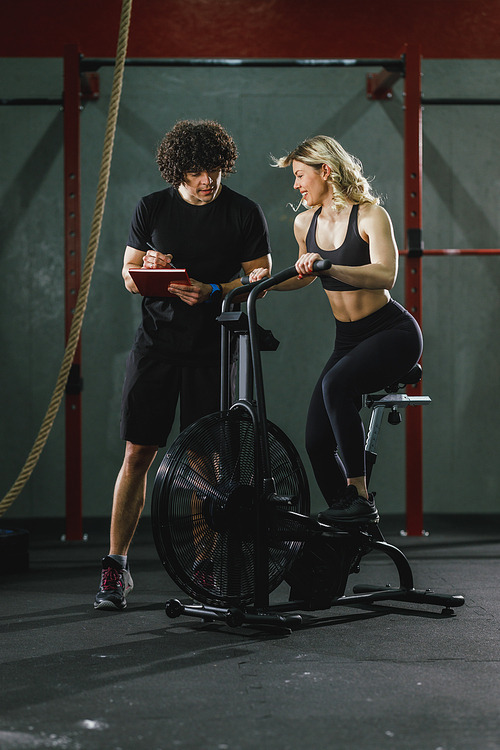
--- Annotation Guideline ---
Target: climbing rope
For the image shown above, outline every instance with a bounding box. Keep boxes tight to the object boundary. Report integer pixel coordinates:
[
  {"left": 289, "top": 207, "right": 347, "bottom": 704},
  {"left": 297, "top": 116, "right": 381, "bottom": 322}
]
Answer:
[{"left": 0, "top": 0, "right": 133, "bottom": 518}]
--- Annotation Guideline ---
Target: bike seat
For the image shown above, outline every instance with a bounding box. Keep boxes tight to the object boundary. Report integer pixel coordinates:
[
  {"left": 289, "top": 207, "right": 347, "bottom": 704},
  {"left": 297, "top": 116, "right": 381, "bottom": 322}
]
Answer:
[{"left": 384, "top": 364, "right": 422, "bottom": 393}]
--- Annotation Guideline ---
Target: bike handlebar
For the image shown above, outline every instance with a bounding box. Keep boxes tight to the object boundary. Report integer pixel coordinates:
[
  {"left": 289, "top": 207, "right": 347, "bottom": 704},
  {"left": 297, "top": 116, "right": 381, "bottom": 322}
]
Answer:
[
  {"left": 240, "top": 259, "right": 331, "bottom": 288},
  {"left": 222, "top": 259, "right": 332, "bottom": 315}
]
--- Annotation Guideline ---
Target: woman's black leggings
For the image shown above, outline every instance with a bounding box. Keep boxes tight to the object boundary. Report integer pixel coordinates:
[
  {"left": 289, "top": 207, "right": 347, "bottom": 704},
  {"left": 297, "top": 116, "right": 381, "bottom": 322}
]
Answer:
[{"left": 305, "top": 299, "right": 423, "bottom": 504}]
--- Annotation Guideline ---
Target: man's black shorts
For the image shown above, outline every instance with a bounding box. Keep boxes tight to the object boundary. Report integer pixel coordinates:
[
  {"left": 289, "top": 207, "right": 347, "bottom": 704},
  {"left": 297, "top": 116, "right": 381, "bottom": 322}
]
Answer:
[{"left": 120, "top": 350, "right": 224, "bottom": 447}]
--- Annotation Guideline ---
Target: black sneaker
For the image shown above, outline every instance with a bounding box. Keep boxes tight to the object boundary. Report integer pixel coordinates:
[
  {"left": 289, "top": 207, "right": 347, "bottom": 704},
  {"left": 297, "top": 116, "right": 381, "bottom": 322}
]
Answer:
[
  {"left": 318, "top": 485, "right": 379, "bottom": 525},
  {"left": 94, "top": 556, "right": 134, "bottom": 610}
]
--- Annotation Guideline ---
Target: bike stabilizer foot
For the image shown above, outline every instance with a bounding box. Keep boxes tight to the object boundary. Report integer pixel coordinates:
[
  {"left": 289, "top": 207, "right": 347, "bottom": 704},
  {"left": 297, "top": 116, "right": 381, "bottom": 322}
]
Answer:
[
  {"left": 165, "top": 598, "right": 303, "bottom": 631},
  {"left": 351, "top": 584, "right": 465, "bottom": 613}
]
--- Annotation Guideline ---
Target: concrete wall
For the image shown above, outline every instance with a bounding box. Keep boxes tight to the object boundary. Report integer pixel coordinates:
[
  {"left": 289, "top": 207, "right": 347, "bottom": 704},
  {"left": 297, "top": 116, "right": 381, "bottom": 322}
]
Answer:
[{"left": 1, "top": 58, "right": 499, "bottom": 520}]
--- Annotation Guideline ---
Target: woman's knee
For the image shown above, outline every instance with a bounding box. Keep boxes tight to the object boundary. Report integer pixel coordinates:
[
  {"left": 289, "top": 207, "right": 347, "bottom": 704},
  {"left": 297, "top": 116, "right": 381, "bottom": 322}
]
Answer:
[{"left": 322, "top": 368, "right": 357, "bottom": 408}]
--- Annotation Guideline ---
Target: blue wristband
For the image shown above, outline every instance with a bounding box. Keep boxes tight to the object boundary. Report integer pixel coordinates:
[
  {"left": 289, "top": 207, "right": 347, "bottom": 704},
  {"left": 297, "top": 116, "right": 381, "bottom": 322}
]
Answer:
[{"left": 205, "top": 283, "right": 222, "bottom": 303}]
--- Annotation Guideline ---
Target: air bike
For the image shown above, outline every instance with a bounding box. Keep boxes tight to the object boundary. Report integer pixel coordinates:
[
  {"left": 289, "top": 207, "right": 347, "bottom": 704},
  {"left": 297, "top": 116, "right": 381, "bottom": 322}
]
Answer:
[{"left": 151, "top": 261, "right": 464, "bottom": 631}]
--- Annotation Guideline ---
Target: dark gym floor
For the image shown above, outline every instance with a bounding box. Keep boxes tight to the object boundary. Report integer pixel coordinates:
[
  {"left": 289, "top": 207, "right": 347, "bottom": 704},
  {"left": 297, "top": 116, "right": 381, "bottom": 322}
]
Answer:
[{"left": 1, "top": 513, "right": 499, "bottom": 750}]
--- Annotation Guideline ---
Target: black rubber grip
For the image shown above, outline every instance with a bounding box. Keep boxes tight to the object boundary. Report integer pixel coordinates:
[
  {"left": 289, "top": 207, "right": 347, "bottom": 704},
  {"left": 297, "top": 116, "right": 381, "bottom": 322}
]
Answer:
[{"left": 312, "top": 260, "right": 331, "bottom": 272}]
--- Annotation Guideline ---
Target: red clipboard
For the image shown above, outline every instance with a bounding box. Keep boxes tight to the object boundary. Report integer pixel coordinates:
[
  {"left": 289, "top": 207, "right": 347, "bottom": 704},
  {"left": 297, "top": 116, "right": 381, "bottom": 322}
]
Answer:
[{"left": 129, "top": 268, "right": 191, "bottom": 297}]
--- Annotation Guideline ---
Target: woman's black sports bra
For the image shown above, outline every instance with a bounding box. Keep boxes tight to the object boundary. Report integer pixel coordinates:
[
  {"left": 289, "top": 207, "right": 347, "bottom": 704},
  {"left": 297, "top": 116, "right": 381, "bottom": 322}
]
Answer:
[{"left": 305, "top": 204, "right": 370, "bottom": 292}]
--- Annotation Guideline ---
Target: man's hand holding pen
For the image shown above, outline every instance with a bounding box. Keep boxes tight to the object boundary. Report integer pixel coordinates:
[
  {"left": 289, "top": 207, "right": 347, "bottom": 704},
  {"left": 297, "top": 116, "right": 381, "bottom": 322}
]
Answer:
[{"left": 143, "top": 241, "right": 175, "bottom": 269}]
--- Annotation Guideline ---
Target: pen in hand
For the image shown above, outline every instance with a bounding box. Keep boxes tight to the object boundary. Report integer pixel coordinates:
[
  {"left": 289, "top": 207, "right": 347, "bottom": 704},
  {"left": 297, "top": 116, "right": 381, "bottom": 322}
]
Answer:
[{"left": 146, "top": 242, "right": 176, "bottom": 269}]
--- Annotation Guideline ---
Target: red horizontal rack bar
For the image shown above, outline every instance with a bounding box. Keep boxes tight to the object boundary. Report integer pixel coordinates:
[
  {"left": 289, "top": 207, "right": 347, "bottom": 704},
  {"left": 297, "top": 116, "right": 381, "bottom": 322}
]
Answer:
[{"left": 400, "top": 249, "right": 500, "bottom": 255}]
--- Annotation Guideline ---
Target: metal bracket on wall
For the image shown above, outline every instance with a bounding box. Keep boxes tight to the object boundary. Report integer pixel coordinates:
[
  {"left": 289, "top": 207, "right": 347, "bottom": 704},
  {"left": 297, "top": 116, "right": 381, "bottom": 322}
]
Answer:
[
  {"left": 366, "top": 64, "right": 403, "bottom": 100},
  {"left": 80, "top": 70, "right": 100, "bottom": 101},
  {"left": 407, "top": 228, "right": 424, "bottom": 258}
]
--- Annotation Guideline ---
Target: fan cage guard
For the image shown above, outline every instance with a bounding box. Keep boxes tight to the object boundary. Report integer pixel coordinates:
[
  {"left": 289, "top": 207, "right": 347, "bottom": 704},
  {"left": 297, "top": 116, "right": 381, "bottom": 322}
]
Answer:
[{"left": 151, "top": 408, "right": 310, "bottom": 607}]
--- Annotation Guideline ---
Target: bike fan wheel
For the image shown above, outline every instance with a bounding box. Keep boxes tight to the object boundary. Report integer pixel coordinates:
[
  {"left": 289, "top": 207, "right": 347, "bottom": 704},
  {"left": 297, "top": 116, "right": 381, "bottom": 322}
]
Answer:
[{"left": 152, "top": 409, "right": 310, "bottom": 607}]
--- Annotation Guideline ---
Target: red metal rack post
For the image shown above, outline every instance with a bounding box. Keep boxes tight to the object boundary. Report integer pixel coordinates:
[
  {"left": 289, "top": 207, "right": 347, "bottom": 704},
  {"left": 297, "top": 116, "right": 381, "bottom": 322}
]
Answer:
[
  {"left": 403, "top": 43, "right": 425, "bottom": 535},
  {"left": 63, "top": 44, "right": 83, "bottom": 541}
]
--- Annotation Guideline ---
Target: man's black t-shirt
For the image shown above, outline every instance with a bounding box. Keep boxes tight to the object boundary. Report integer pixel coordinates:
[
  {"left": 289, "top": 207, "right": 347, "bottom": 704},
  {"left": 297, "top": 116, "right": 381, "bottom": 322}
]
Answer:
[{"left": 127, "top": 185, "right": 271, "bottom": 365}]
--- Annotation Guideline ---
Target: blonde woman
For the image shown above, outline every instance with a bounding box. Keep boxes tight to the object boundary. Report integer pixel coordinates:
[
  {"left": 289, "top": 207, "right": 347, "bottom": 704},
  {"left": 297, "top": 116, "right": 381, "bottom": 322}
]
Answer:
[{"left": 250, "top": 136, "right": 422, "bottom": 525}]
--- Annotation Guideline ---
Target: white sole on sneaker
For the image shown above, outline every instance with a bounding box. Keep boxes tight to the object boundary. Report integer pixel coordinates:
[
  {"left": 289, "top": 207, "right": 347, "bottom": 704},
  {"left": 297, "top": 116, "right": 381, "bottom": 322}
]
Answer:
[{"left": 93, "top": 598, "right": 127, "bottom": 610}]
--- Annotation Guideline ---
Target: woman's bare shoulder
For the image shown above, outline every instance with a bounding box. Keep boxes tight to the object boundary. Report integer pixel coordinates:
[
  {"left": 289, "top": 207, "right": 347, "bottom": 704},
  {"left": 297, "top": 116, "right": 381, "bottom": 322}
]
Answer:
[
  {"left": 358, "top": 202, "right": 394, "bottom": 233},
  {"left": 357, "top": 202, "right": 397, "bottom": 249},
  {"left": 293, "top": 206, "right": 316, "bottom": 244},
  {"left": 357, "top": 202, "right": 392, "bottom": 224},
  {"left": 358, "top": 202, "right": 387, "bottom": 218},
  {"left": 294, "top": 206, "right": 316, "bottom": 231}
]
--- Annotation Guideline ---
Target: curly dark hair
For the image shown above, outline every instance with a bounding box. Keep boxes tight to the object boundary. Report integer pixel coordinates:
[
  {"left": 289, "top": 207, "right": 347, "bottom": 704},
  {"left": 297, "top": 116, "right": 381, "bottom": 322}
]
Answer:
[{"left": 156, "top": 120, "right": 238, "bottom": 187}]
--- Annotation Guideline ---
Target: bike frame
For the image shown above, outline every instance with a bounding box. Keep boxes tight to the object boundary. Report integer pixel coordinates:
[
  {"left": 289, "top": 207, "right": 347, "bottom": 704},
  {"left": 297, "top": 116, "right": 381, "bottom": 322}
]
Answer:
[
  {"left": 219, "top": 266, "right": 304, "bottom": 606},
  {"left": 162, "top": 265, "right": 464, "bottom": 629}
]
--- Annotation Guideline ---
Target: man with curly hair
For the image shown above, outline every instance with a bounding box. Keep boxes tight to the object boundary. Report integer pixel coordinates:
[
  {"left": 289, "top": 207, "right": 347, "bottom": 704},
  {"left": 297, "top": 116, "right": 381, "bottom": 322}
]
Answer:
[{"left": 94, "top": 120, "right": 272, "bottom": 610}]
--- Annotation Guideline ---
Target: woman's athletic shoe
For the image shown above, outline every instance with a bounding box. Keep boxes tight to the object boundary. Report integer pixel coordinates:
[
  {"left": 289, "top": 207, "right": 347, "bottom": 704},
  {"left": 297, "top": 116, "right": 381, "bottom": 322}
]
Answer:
[
  {"left": 193, "top": 558, "right": 217, "bottom": 591},
  {"left": 94, "top": 556, "right": 134, "bottom": 610},
  {"left": 317, "top": 485, "right": 379, "bottom": 525}
]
